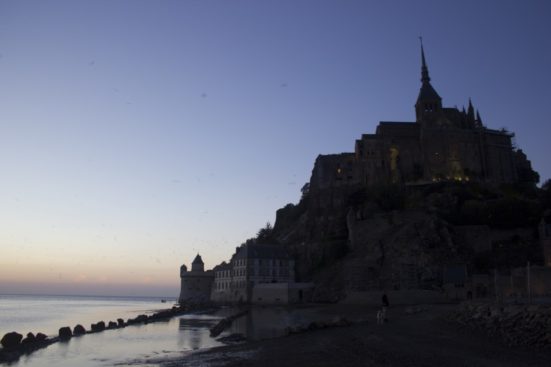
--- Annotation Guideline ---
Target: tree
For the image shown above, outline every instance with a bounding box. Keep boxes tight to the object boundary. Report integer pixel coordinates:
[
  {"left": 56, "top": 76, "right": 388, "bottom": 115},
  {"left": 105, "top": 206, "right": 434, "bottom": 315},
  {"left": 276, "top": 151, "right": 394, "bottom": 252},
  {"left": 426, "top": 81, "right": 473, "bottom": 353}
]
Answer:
[{"left": 256, "top": 222, "right": 273, "bottom": 242}]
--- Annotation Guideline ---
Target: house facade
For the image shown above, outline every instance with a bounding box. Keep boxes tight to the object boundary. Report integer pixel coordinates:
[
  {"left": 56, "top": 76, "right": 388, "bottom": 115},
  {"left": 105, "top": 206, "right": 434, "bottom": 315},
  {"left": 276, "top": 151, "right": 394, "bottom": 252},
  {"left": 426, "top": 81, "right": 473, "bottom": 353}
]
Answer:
[{"left": 210, "top": 243, "right": 307, "bottom": 304}]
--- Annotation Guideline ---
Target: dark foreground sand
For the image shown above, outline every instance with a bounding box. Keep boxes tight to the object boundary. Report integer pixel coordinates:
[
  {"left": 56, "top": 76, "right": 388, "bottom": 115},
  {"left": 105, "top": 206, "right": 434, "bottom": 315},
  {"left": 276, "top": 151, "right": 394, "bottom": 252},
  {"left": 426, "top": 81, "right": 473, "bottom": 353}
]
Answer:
[{"left": 135, "top": 304, "right": 551, "bottom": 367}]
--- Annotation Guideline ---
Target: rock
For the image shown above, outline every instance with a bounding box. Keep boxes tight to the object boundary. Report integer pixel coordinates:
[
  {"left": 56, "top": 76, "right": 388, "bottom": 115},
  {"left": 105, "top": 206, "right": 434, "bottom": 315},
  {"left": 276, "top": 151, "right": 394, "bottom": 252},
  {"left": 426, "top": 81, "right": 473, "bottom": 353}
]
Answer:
[
  {"left": 216, "top": 333, "right": 246, "bottom": 344},
  {"left": 35, "top": 332, "right": 47, "bottom": 341},
  {"left": 58, "top": 327, "right": 72, "bottom": 340},
  {"left": 332, "top": 316, "right": 351, "bottom": 327},
  {"left": 91, "top": 321, "right": 106, "bottom": 332},
  {"left": 73, "top": 324, "right": 86, "bottom": 336},
  {"left": 307, "top": 322, "right": 318, "bottom": 331},
  {"left": 128, "top": 314, "right": 148, "bottom": 325},
  {"left": 453, "top": 303, "right": 551, "bottom": 348},
  {"left": 1, "top": 332, "right": 23, "bottom": 349},
  {"left": 117, "top": 318, "right": 125, "bottom": 327},
  {"left": 135, "top": 314, "right": 148, "bottom": 323},
  {"left": 108, "top": 321, "right": 117, "bottom": 329},
  {"left": 21, "top": 332, "right": 36, "bottom": 345}
]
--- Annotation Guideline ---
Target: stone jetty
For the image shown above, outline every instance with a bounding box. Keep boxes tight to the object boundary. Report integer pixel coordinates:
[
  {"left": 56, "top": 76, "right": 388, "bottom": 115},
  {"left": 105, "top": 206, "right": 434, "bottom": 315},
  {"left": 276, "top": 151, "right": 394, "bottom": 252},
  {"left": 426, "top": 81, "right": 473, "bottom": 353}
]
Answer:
[
  {"left": 0, "top": 303, "right": 215, "bottom": 363},
  {"left": 209, "top": 309, "right": 249, "bottom": 337}
]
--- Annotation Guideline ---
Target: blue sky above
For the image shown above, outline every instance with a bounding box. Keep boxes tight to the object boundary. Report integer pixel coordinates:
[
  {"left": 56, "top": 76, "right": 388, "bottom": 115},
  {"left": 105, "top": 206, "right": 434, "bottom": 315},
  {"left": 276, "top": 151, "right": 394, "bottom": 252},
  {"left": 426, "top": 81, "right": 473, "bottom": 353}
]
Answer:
[{"left": 0, "top": 0, "right": 550, "bottom": 296}]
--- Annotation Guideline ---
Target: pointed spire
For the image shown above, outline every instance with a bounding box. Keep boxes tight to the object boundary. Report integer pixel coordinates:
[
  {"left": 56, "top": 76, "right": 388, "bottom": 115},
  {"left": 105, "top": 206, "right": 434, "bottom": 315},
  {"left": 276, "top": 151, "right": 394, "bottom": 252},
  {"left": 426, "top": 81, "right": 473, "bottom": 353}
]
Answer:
[
  {"left": 192, "top": 253, "right": 203, "bottom": 264},
  {"left": 415, "top": 37, "right": 442, "bottom": 122},
  {"left": 420, "top": 37, "right": 430, "bottom": 83},
  {"left": 467, "top": 98, "right": 475, "bottom": 126},
  {"left": 467, "top": 98, "right": 475, "bottom": 116},
  {"left": 476, "top": 110, "right": 483, "bottom": 127}
]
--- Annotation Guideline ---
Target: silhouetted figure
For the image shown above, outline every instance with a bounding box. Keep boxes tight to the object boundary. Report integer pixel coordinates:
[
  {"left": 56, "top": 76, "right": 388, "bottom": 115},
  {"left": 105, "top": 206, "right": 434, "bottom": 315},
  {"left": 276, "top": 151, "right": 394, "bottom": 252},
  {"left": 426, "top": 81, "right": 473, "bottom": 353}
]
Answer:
[{"left": 382, "top": 293, "right": 389, "bottom": 308}]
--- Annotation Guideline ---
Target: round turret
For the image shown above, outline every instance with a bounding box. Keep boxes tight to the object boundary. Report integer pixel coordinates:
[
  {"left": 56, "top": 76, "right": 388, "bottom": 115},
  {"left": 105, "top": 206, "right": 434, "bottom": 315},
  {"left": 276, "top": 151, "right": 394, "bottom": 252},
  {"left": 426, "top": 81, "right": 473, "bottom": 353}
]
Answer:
[{"left": 180, "top": 264, "right": 188, "bottom": 277}]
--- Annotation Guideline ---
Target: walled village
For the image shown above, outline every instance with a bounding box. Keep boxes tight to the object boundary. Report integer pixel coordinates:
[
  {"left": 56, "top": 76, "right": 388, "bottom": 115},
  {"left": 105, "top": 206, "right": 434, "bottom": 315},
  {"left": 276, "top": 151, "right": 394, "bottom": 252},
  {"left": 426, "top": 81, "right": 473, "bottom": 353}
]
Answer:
[{"left": 178, "top": 46, "right": 551, "bottom": 314}]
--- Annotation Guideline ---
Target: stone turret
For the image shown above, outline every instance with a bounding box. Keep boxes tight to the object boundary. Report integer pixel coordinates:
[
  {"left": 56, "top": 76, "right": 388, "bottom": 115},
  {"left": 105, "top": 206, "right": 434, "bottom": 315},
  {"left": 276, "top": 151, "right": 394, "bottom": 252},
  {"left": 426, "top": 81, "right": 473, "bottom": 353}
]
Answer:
[
  {"left": 178, "top": 254, "right": 213, "bottom": 304},
  {"left": 191, "top": 254, "right": 204, "bottom": 272}
]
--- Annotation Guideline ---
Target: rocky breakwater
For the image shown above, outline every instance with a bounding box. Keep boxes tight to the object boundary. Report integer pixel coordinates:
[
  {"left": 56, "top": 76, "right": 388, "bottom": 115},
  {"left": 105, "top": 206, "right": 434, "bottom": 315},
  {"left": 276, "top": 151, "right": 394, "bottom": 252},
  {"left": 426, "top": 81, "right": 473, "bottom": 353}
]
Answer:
[
  {"left": 0, "top": 331, "right": 55, "bottom": 363},
  {"left": 450, "top": 302, "right": 551, "bottom": 349},
  {"left": 210, "top": 310, "right": 250, "bottom": 337},
  {"left": 0, "top": 303, "right": 216, "bottom": 363}
]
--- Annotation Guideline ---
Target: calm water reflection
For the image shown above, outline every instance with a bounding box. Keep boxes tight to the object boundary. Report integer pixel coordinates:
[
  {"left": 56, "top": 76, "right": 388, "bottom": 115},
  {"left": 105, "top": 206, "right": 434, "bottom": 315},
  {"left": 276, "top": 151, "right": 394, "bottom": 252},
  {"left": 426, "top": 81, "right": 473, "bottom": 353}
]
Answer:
[
  {"left": 177, "top": 314, "right": 217, "bottom": 351},
  {"left": 12, "top": 314, "right": 225, "bottom": 367},
  {"left": 6, "top": 305, "right": 347, "bottom": 367}
]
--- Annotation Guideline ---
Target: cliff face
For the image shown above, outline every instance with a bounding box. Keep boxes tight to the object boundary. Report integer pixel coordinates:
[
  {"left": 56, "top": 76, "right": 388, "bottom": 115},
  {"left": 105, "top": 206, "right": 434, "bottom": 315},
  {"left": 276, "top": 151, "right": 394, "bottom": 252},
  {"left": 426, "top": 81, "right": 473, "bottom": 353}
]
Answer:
[{"left": 271, "top": 176, "right": 545, "bottom": 302}]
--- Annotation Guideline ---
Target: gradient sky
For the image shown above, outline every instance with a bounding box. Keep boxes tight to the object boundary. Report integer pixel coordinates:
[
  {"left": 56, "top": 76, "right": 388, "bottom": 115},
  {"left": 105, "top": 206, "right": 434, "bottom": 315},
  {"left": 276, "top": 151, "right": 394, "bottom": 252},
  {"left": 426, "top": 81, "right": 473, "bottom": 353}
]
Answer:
[{"left": 1, "top": 0, "right": 550, "bottom": 297}]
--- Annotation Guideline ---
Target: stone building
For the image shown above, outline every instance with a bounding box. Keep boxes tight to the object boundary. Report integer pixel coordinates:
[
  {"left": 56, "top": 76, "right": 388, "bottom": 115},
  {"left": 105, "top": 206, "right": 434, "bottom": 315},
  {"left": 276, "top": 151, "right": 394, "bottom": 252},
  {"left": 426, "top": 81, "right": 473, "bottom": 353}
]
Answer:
[
  {"left": 210, "top": 261, "right": 232, "bottom": 303},
  {"left": 211, "top": 243, "right": 301, "bottom": 304},
  {"left": 309, "top": 44, "right": 537, "bottom": 195},
  {"left": 178, "top": 254, "right": 214, "bottom": 304}
]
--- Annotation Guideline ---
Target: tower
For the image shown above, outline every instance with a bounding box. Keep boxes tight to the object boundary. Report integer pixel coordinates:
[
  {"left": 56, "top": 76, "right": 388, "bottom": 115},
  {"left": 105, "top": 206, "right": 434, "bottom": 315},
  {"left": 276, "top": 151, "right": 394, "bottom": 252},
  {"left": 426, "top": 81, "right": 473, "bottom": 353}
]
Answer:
[
  {"left": 191, "top": 254, "right": 204, "bottom": 272},
  {"left": 178, "top": 254, "right": 213, "bottom": 304},
  {"left": 415, "top": 39, "right": 442, "bottom": 123}
]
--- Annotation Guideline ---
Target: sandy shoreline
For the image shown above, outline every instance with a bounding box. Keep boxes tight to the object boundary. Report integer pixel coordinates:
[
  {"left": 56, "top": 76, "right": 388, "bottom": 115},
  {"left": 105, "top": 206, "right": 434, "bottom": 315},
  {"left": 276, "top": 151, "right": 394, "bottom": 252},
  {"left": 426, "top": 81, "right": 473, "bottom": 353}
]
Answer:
[{"left": 129, "top": 304, "right": 551, "bottom": 367}]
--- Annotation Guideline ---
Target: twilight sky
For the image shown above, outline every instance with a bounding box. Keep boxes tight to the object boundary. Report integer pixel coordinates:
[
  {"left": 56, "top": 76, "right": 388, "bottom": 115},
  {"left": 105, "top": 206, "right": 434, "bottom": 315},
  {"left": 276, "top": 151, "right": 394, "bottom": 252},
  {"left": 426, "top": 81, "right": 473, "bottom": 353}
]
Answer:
[{"left": 1, "top": 0, "right": 550, "bottom": 297}]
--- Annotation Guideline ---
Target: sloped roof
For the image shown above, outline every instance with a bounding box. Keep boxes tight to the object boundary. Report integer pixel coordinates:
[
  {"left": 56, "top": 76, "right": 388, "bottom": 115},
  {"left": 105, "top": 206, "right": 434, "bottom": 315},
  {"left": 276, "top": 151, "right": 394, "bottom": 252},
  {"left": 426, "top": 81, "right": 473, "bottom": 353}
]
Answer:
[
  {"left": 192, "top": 254, "right": 204, "bottom": 264},
  {"left": 234, "top": 243, "right": 289, "bottom": 260},
  {"left": 417, "top": 82, "right": 441, "bottom": 102},
  {"left": 212, "top": 261, "right": 231, "bottom": 272}
]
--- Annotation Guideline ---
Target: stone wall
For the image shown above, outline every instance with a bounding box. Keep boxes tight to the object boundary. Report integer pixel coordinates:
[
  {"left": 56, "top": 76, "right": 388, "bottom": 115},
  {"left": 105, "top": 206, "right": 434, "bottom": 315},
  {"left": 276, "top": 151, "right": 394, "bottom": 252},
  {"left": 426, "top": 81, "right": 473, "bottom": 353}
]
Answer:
[{"left": 179, "top": 272, "right": 213, "bottom": 304}]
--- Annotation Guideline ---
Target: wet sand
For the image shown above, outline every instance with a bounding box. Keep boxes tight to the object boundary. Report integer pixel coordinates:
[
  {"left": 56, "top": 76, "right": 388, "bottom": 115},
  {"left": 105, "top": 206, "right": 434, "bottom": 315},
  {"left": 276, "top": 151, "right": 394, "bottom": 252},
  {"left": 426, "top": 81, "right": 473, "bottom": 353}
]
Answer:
[{"left": 135, "top": 304, "right": 551, "bottom": 367}]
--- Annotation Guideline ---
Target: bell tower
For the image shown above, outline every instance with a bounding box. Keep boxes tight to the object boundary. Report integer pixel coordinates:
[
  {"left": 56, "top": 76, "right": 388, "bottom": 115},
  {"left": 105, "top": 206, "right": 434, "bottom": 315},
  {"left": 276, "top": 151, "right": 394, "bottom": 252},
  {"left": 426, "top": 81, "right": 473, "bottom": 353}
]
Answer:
[{"left": 415, "top": 39, "right": 442, "bottom": 123}]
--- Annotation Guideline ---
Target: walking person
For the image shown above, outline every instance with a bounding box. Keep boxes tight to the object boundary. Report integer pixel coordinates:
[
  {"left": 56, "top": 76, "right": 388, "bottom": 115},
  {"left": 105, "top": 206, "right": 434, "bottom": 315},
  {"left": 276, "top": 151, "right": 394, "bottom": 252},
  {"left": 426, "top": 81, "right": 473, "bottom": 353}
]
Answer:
[
  {"left": 381, "top": 293, "right": 389, "bottom": 323},
  {"left": 382, "top": 293, "right": 389, "bottom": 308}
]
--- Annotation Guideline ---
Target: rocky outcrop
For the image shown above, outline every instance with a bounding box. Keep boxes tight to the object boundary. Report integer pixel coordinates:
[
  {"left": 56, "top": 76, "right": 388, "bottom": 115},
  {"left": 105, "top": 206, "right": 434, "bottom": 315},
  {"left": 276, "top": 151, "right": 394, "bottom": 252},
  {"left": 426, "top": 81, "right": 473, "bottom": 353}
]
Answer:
[
  {"left": 73, "top": 325, "right": 86, "bottom": 336},
  {"left": 20, "top": 333, "right": 36, "bottom": 345},
  {"left": 91, "top": 321, "right": 106, "bottom": 332},
  {"left": 1, "top": 332, "right": 22, "bottom": 349},
  {"left": 58, "top": 327, "right": 72, "bottom": 340},
  {"left": 270, "top": 180, "right": 544, "bottom": 301},
  {"left": 450, "top": 302, "right": 551, "bottom": 348},
  {"left": 0, "top": 331, "right": 54, "bottom": 364}
]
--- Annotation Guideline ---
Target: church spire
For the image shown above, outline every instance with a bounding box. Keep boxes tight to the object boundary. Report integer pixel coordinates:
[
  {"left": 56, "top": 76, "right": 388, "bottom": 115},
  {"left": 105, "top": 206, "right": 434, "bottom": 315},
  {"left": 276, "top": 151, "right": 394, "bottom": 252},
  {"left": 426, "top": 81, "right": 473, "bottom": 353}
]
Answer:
[
  {"left": 475, "top": 109, "right": 483, "bottom": 128},
  {"left": 415, "top": 38, "right": 442, "bottom": 123},
  {"left": 420, "top": 37, "right": 430, "bottom": 83}
]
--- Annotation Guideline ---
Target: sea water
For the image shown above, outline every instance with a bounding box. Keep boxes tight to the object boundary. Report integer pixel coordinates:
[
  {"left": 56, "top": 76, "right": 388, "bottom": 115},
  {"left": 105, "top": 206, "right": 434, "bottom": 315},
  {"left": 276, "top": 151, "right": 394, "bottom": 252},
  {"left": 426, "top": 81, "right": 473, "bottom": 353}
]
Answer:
[
  {"left": 0, "top": 295, "right": 225, "bottom": 367},
  {"left": 0, "top": 295, "right": 353, "bottom": 366}
]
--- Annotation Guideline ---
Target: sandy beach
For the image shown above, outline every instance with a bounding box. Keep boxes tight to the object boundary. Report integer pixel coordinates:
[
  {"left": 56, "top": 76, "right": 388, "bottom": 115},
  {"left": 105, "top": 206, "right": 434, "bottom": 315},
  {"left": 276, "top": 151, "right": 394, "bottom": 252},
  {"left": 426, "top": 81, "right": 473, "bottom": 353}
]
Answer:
[{"left": 131, "top": 304, "right": 551, "bottom": 367}]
